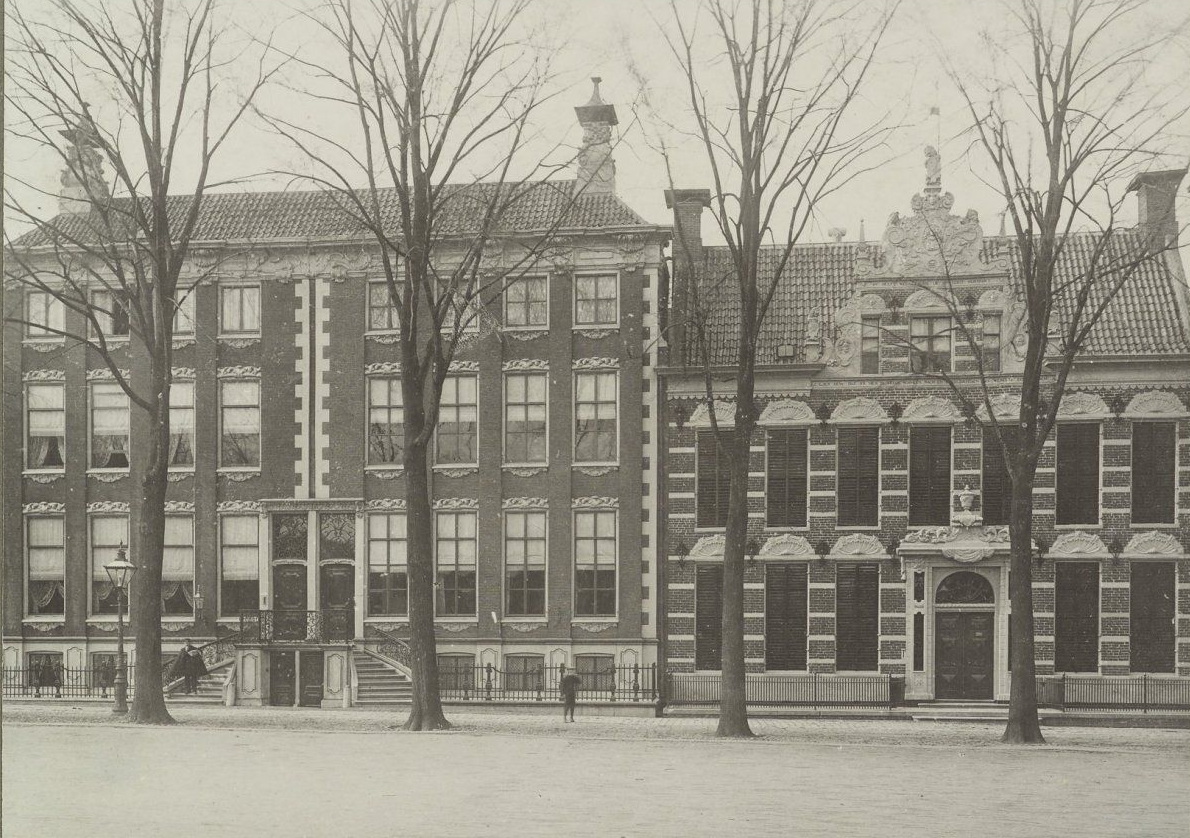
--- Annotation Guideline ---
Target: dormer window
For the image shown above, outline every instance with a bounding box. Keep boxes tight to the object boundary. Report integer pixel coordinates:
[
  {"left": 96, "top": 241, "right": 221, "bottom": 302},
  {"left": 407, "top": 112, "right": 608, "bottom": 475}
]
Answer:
[{"left": 910, "top": 315, "right": 952, "bottom": 373}]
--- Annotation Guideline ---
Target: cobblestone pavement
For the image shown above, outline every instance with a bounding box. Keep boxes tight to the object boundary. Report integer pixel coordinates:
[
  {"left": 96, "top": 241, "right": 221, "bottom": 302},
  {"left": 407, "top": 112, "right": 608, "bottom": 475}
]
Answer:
[{"left": 5, "top": 706, "right": 1189, "bottom": 837}]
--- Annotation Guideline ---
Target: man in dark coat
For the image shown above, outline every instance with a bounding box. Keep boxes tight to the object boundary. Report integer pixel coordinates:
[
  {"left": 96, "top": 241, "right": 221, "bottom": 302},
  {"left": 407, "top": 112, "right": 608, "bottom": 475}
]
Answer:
[
  {"left": 171, "top": 640, "right": 208, "bottom": 694},
  {"left": 560, "top": 666, "right": 582, "bottom": 722}
]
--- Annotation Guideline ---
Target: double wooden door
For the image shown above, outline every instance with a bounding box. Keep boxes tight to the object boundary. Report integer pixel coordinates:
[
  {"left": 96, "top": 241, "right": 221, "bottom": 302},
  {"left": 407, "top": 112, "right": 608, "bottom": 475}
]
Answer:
[{"left": 934, "top": 612, "right": 994, "bottom": 699}]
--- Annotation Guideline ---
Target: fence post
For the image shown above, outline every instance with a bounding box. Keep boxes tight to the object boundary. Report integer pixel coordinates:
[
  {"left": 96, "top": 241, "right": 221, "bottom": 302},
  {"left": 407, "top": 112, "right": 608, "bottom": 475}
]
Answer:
[
  {"left": 485, "top": 663, "right": 493, "bottom": 701},
  {"left": 632, "top": 664, "right": 640, "bottom": 702},
  {"left": 536, "top": 667, "right": 543, "bottom": 702},
  {"left": 813, "top": 672, "right": 819, "bottom": 710},
  {"left": 1143, "top": 673, "right": 1148, "bottom": 714},
  {"left": 651, "top": 663, "right": 658, "bottom": 702},
  {"left": 610, "top": 671, "right": 617, "bottom": 702}
]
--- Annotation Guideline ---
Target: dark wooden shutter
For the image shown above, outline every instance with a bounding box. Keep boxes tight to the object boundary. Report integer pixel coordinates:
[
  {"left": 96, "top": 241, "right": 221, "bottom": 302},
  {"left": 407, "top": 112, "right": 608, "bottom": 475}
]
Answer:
[
  {"left": 1132, "top": 423, "right": 1176, "bottom": 524},
  {"left": 1055, "top": 562, "right": 1099, "bottom": 673},
  {"left": 697, "top": 431, "right": 733, "bottom": 528},
  {"left": 764, "top": 563, "right": 808, "bottom": 670},
  {"left": 1131, "top": 562, "right": 1175, "bottom": 673},
  {"left": 982, "top": 428, "right": 1016, "bottom": 526},
  {"left": 1056, "top": 424, "right": 1099, "bottom": 525},
  {"left": 836, "top": 562, "right": 879, "bottom": 671},
  {"left": 695, "top": 564, "right": 724, "bottom": 670},
  {"left": 838, "top": 427, "right": 879, "bottom": 527},
  {"left": 767, "top": 429, "right": 808, "bottom": 528},
  {"left": 909, "top": 426, "right": 951, "bottom": 525}
]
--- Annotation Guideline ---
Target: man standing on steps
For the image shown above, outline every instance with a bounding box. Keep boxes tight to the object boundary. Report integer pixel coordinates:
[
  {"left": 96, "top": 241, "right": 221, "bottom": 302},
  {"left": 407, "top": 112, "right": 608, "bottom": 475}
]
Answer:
[{"left": 560, "top": 665, "right": 581, "bottom": 723}]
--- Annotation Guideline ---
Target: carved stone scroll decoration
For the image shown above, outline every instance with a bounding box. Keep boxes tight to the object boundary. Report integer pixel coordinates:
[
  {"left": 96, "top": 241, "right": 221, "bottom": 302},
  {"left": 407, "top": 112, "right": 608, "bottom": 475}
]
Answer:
[
  {"left": 219, "top": 338, "right": 260, "bottom": 350},
  {"left": 167, "top": 472, "right": 193, "bottom": 483},
  {"left": 974, "top": 394, "right": 1021, "bottom": 423},
  {"left": 164, "top": 501, "right": 195, "bottom": 514},
  {"left": 759, "top": 534, "right": 814, "bottom": 558},
  {"left": 432, "top": 497, "right": 479, "bottom": 510},
  {"left": 367, "top": 333, "right": 402, "bottom": 345},
  {"left": 90, "top": 472, "right": 127, "bottom": 483},
  {"left": 572, "top": 496, "right": 620, "bottom": 509},
  {"left": 1124, "top": 531, "right": 1183, "bottom": 557},
  {"left": 503, "top": 497, "right": 548, "bottom": 509},
  {"left": 365, "top": 362, "right": 401, "bottom": 376},
  {"left": 449, "top": 360, "right": 480, "bottom": 374},
  {"left": 1124, "top": 391, "right": 1188, "bottom": 420},
  {"left": 1049, "top": 531, "right": 1109, "bottom": 557},
  {"left": 689, "top": 534, "right": 726, "bottom": 559},
  {"left": 687, "top": 400, "right": 735, "bottom": 428},
  {"left": 573, "top": 622, "right": 617, "bottom": 633},
  {"left": 85, "top": 368, "right": 129, "bottom": 381},
  {"left": 831, "top": 397, "right": 889, "bottom": 425},
  {"left": 1056, "top": 392, "right": 1110, "bottom": 420},
  {"left": 574, "top": 466, "right": 617, "bottom": 476},
  {"left": 437, "top": 622, "right": 475, "bottom": 633},
  {"left": 504, "top": 466, "right": 547, "bottom": 477},
  {"left": 23, "top": 502, "right": 66, "bottom": 515},
  {"left": 217, "top": 500, "right": 262, "bottom": 514},
  {"left": 367, "top": 468, "right": 404, "bottom": 480},
  {"left": 508, "top": 331, "right": 547, "bottom": 342},
  {"left": 435, "top": 467, "right": 478, "bottom": 478},
  {"left": 901, "top": 396, "right": 961, "bottom": 424},
  {"left": 502, "top": 359, "right": 549, "bottom": 372},
  {"left": 831, "top": 533, "right": 887, "bottom": 558},
  {"left": 87, "top": 501, "right": 130, "bottom": 514},
  {"left": 24, "top": 340, "right": 64, "bottom": 353},
  {"left": 27, "top": 473, "right": 63, "bottom": 485},
  {"left": 171, "top": 368, "right": 196, "bottom": 380},
  {"left": 219, "top": 471, "right": 259, "bottom": 482},
  {"left": 572, "top": 357, "right": 619, "bottom": 371},
  {"left": 217, "top": 366, "right": 261, "bottom": 379},
  {"left": 366, "top": 498, "right": 408, "bottom": 512},
  {"left": 575, "top": 328, "right": 618, "bottom": 339},
  {"left": 618, "top": 232, "right": 647, "bottom": 267},
  {"left": 22, "top": 369, "right": 66, "bottom": 382}
]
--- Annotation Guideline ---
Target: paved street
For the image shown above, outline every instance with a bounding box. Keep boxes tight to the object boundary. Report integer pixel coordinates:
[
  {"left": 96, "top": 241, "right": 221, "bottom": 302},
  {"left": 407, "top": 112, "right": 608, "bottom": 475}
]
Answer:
[{"left": 4, "top": 707, "right": 1189, "bottom": 837}]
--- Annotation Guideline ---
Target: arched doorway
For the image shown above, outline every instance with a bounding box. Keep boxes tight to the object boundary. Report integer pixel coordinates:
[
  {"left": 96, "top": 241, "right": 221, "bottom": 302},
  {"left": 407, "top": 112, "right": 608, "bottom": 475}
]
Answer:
[{"left": 934, "top": 571, "right": 995, "bottom": 700}]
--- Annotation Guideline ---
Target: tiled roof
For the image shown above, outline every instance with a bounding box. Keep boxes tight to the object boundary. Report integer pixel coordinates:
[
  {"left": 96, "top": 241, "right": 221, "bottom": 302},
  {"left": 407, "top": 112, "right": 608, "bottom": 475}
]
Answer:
[
  {"left": 13, "top": 180, "right": 653, "bottom": 247},
  {"left": 683, "top": 228, "right": 1190, "bottom": 364}
]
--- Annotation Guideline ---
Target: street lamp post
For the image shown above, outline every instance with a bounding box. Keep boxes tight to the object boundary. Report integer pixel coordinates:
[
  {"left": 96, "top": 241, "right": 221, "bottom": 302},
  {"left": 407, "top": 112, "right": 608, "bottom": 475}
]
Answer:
[{"left": 105, "top": 545, "right": 137, "bottom": 715}]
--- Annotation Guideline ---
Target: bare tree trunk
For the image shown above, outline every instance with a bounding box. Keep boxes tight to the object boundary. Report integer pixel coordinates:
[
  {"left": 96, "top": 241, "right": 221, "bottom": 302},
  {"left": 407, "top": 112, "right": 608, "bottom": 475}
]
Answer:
[
  {"left": 1003, "top": 471, "right": 1044, "bottom": 744},
  {"left": 717, "top": 420, "right": 755, "bottom": 737},
  {"left": 402, "top": 432, "right": 450, "bottom": 731},
  {"left": 129, "top": 373, "right": 174, "bottom": 724}
]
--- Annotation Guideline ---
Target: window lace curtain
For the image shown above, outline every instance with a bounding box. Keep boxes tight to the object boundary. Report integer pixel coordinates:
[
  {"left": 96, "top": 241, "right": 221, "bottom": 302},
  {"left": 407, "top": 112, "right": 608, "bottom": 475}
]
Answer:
[
  {"left": 161, "top": 581, "right": 196, "bottom": 607},
  {"left": 94, "top": 434, "right": 128, "bottom": 468},
  {"left": 29, "top": 580, "right": 64, "bottom": 612},
  {"left": 168, "top": 431, "right": 193, "bottom": 466}
]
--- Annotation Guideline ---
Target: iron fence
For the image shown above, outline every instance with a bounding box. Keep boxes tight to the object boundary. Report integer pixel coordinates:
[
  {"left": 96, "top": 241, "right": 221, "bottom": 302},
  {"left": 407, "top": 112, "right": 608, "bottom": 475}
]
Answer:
[
  {"left": 239, "top": 610, "right": 352, "bottom": 644},
  {"left": 1039, "top": 675, "right": 1190, "bottom": 712},
  {"left": 359, "top": 626, "right": 414, "bottom": 671},
  {"left": 2, "top": 666, "right": 133, "bottom": 699},
  {"left": 440, "top": 663, "right": 658, "bottom": 703},
  {"left": 667, "top": 673, "right": 903, "bottom": 708}
]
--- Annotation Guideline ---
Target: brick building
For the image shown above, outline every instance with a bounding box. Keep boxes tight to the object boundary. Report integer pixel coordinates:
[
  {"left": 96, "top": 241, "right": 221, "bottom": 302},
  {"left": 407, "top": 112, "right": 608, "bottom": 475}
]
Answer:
[
  {"left": 658, "top": 161, "right": 1190, "bottom": 705},
  {"left": 2, "top": 85, "right": 669, "bottom": 707}
]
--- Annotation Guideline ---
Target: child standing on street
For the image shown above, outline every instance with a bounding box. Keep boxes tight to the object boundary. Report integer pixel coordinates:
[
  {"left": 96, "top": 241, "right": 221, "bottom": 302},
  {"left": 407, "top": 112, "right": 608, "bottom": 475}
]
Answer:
[{"left": 560, "top": 666, "right": 582, "bottom": 722}]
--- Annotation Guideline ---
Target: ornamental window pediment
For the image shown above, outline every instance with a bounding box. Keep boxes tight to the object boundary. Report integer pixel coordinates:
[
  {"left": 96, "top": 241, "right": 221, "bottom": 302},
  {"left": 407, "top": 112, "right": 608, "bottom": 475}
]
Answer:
[
  {"left": 758, "top": 400, "right": 815, "bottom": 426},
  {"left": 901, "top": 396, "right": 961, "bottom": 424},
  {"left": 758, "top": 534, "right": 814, "bottom": 559},
  {"left": 1056, "top": 392, "right": 1110, "bottom": 420},
  {"left": 830, "top": 533, "right": 887, "bottom": 558},
  {"left": 1048, "top": 531, "right": 1109, "bottom": 557},
  {"left": 830, "top": 397, "right": 888, "bottom": 425},
  {"left": 687, "top": 400, "right": 735, "bottom": 429},
  {"left": 1124, "top": 391, "right": 1188, "bottom": 420}
]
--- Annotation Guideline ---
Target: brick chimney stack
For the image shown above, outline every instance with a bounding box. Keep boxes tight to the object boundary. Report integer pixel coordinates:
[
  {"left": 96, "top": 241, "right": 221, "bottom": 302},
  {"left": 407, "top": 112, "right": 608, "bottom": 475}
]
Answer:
[
  {"left": 664, "top": 188, "right": 711, "bottom": 357},
  {"left": 574, "top": 77, "right": 618, "bottom": 195},
  {"left": 1126, "top": 168, "right": 1186, "bottom": 243},
  {"left": 58, "top": 122, "right": 109, "bottom": 215}
]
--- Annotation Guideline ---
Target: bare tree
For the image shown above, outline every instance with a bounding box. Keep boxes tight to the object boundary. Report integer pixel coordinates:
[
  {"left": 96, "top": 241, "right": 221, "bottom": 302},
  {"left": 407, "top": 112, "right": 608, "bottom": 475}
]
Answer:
[
  {"left": 657, "top": 0, "right": 898, "bottom": 737},
  {"left": 5, "top": 0, "right": 276, "bottom": 723},
  {"left": 262, "top": 0, "right": 609, "bottom": 730},
  {"left": 900, "top": 0, "right": 1189, "bottom": 744}
]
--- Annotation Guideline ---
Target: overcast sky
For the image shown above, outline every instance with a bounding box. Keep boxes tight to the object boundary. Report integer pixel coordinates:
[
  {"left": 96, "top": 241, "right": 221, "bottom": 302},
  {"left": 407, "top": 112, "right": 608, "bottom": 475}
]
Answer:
[{"left": 6, "top": 0, "right": 1189, "bottom": 247}]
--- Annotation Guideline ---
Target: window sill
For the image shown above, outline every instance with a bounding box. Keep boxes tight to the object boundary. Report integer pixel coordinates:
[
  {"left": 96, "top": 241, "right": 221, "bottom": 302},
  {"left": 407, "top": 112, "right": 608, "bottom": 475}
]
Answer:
[
  {"left": 433, "top": 465, "right": 478, "bottom": 474},
  {"left": 365, "top": 617, "right": 409, "bottom": 624},
  {"left": 1053, "top": 523, "right": 1100, "bottom": 530},
  {"left": 365, "top": 465, "right": 405, "bottom": 472},
  {"left": 834, "top": 525, "right": 882, "bottom": 531},
  {"left": 1129, "top": 522, "right": 1177, "bottom": 529},
  {"left": 504, "top": 462, "right": 549, "bottom": 470},
  {"left": 764, "top": 526, "right": 811, "bottom": 533},
  {"left": 23, "top": 616, "right": 65, "bottom": 623},
  {"left": 500, "top": 617, "right": 548, "bottom": 623},
  {"left": 503, "top": 326, "right": 550, "bottom": 333},
  {"left": 572, "top": 616, "right": 618, "bottom": 623},
  {"left": 573, "top": 462, "right": 619, "bottom": 469},
  {"left": 22, "top": 338, "right": 65, "bottom": 348},
  {"left": 572, "top": 324, "right": 619, "bottom": 332},
  {"left": 24, "top": 470, "right": 65, "bottom": 478}
]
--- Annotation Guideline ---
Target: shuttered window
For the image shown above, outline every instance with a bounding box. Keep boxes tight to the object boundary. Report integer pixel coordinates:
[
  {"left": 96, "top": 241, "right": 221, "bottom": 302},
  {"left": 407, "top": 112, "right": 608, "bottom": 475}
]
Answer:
[
  {"left": 766, "top": 429, "right": 808, "bottom": 528},
  {"left": 982, "top": 428, "right": 1016, "bottom": 526},
  {"left": 696, "top": 431, "right": 733, "bottom": 529},
  {"left": 909, "top": 426, "right": 951, "bottom": 525},
  {"left": 837, "top": 427, "right": 879, "bottom": 527},
  {"left": 1055, "top": 562, "right": 1099, "bottom": 673},
  {"left": 836, "top": 562, "right": 879, "bottom": 671},
  {"left": 765, "top": 563, "right": 807, "bottom": 670},
  {"left": 1131, "top": 562, "right": 1175, "bottom": 673},
  {"left": 1132, "top": 422, "right": 1176, "bottom": 524},
  {"left": 1056, "top": 424, "right": 1099, "bottom": 525},
  {"left": 695, "top": 564, "right": 723, "bottom": 671}
]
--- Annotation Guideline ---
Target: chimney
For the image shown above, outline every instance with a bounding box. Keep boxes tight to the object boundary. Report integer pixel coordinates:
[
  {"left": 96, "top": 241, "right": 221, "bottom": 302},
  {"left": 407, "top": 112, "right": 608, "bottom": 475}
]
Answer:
[
  {"left": 574, "top": 77, "right": 618, "bottom": 195},
  {"left": 59, "top": 122, "right": 109, "bottom": 215},
  {"left": 1126, "top": 168, "right": 1186, "bottom": 243},
  {"left": 664, "top": 188, "right": 711, "bottom": 358}
]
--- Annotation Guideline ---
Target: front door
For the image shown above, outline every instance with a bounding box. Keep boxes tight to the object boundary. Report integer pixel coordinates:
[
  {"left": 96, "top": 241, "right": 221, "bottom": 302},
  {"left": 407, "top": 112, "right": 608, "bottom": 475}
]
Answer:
[
  {"left": 299, "top": 651, "right": 324, "bottom": 707},
  {"left": 935, "top": 612, "right": 994, "bottom": 699},
  {"left": 270, "top": 651, "right": 296, "bottom": 706},
  {"left": 272, "top": 565, "right": 307, "bottom": 640},
  {"left": 319, "top": 564, "right": 354, "bottom": 641}
]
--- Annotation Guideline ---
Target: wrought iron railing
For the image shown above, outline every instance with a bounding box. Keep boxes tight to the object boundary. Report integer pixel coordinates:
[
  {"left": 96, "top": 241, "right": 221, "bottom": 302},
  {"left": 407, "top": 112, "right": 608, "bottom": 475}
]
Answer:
[
  {"left": 1038, "top": 675, "right": 1190, "bottom": 712},
  {"left": 2, "top": 666, "right": 133, "bottom": 699},
  {"left": 666, "top": 673, "right": 903, "bottom": 708},
  {"left": 360, "top": 625, "right": 414, "bottom": 671},
  {"left": 439, "top": 663, "right": 658, "bottom": 703},
  {"left": 239, "top": 610, "right": 352, "bottom": 644}
]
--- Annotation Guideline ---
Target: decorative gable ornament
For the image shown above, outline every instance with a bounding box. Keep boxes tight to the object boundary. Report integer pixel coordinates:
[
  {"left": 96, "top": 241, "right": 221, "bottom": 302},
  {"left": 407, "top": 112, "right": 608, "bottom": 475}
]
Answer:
[
  {"left": 689, "top": 533, "right": 726, "bottom": 559},
  {"left": 758, "top": 400, "right": 815, "bottom": 426},
  {"left": 1056, "top": 392, "right": 1110, "bottom": 419},
  {"left": 901, "top": 396, "right": 962, "bottom": 424},
  {"left": 974, "top": 394, "right": 1021, "bottom": 422},
  {"left": 1124, "top": 391, "right": 1188, "bottom": 419},
  {"left": 831, "top": 397, "right": 889, "bottom": 425},
  {"left": 688, "top": 400, "right": 736, "bottom": 428},
  {"left": 1123, "top": 531, "right": 1183, "bottom": 557},
  {"left": 1049, "top": 531, "right": 1109, "bottom": 557},
  {"left": 759, "top": 534, "right": 815, "bottom": 558}
]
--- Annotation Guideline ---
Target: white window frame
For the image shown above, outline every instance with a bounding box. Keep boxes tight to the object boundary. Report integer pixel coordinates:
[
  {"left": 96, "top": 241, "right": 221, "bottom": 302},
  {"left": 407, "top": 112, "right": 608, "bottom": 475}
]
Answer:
[
  {"left": 89, "top": 288, "right": 131, "bottom": 341},
  {"left": 503, "top": 509, "right": 548, "bottom": 618},
  {"left": 89, "top": 514, "right": 129, "bottom": 618},
  {"left": 909, "top": 314, "right": 954, "bottom": 374},
  {"left": 573, "top": 508, "right": 618, "bottom": 619},
  {"left": 218, "top": 514, "right": 261, "bottom": 620},
  {"left": 25, "top": 514, "right": 66, "bottom": 619},
  {"left": 434, "top": 510, "right": 478, "bottom": 618},
  {"left": 25, "top": 382, "right": 66, "bottom": 473},
  {"left": 88, "top": 381, "right": 130, "bottom": 472},
  {"left": 218, "top": 378, "right": 261, "bottom": 470},
  {"left": 168, "top": 381, "right": 196, "bottom": 472},
  {"left": 162, "top": 515, "right": 196, "bottom": 618},
  {"left": 366, "top": 512, "right": 409, "bottom": 619},
  {"left": 366, "top": 376, "right": 405, "bottom": 467},
  {"left": 24, "top": 290, "right": 64, "bottom": 340},
  {"left": 573, "top": 370, "right": 619, "bottom": 466},
  {"left": 573, "top": 272, "right": 620, "bottom": 328},
  {"left": 173, "top": 287, "right": 197, "bottom": 336},
  {"left": 435, "top": 374, "right": 479, "bottom": 467},
  {"left": 367, "top": 280, "right": 401, "bottom": 333},
  {"left": 218, "top": 284, "right": 261, "bottom": 336},
  {"left": 503, "top": 372, "right": 548, "bottom": 466},
  {"left": 503, "top": 274, "right": 549, "bottom": 331}
]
